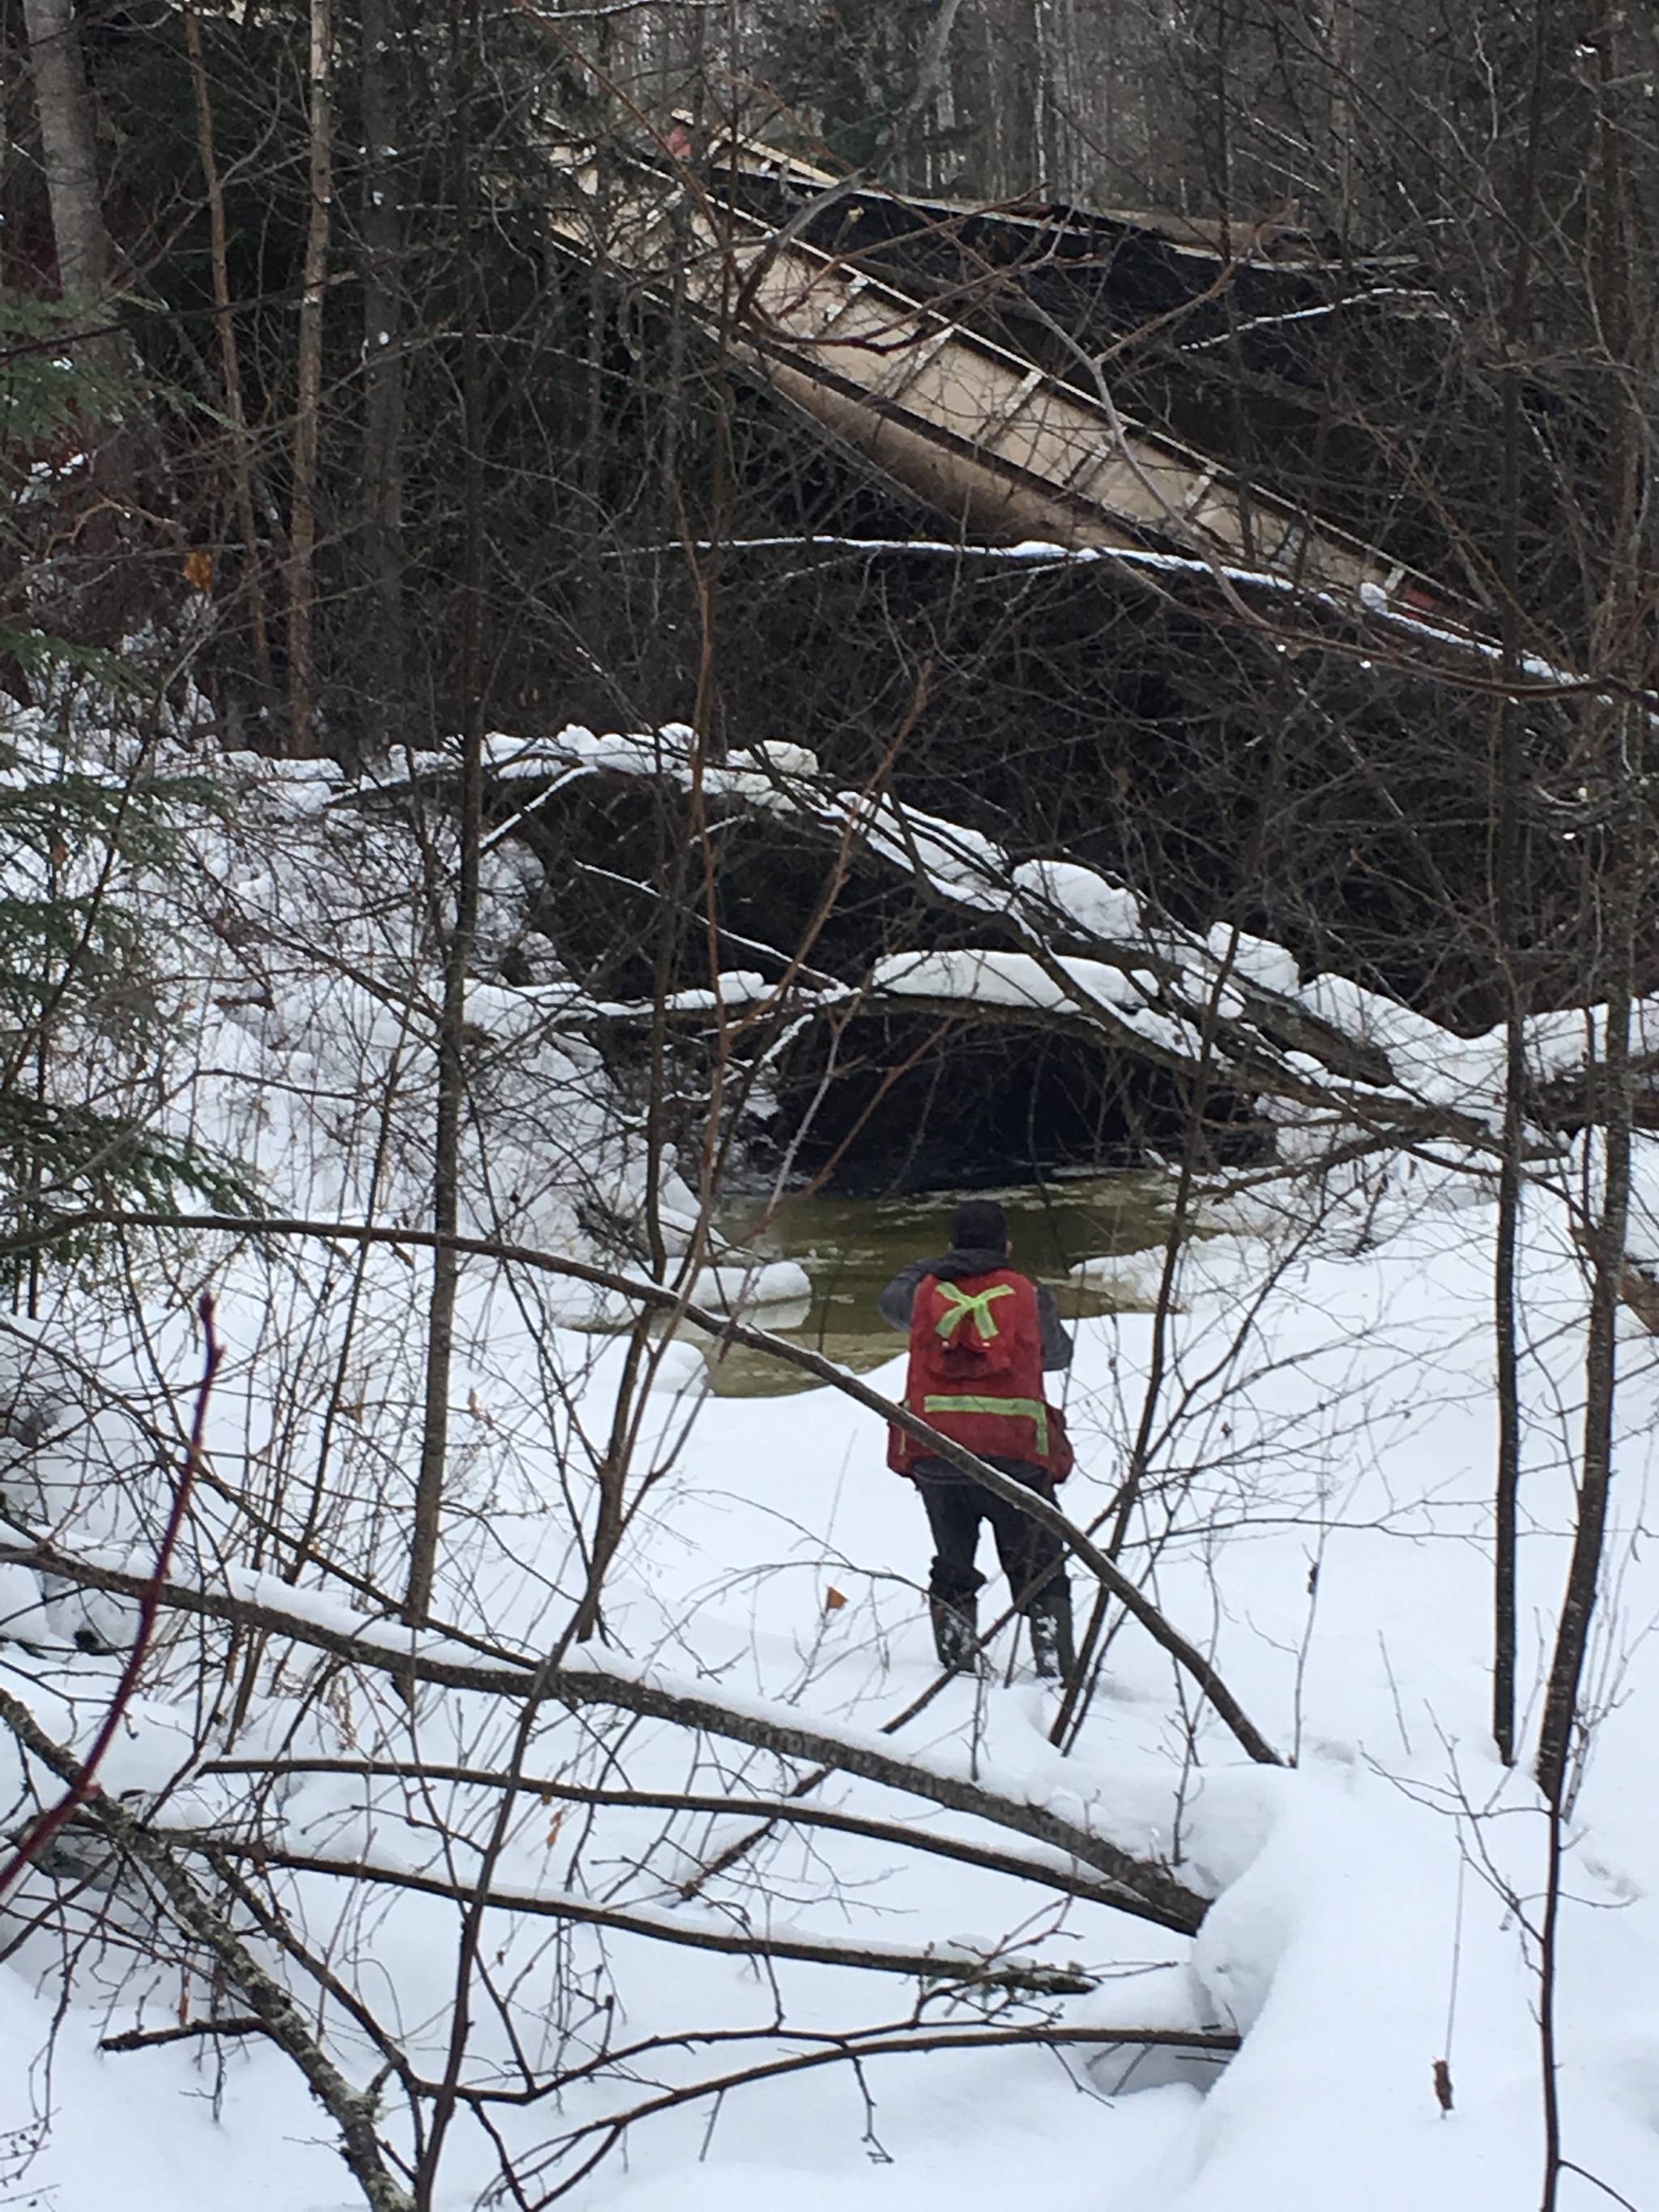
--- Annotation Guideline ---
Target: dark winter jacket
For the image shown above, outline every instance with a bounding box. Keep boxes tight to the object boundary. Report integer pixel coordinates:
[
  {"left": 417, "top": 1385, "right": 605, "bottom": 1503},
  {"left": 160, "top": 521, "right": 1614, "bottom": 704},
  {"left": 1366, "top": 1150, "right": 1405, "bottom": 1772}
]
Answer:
[{"left": 877, "top": 1246, "right": 1073, "bottom": 1371}]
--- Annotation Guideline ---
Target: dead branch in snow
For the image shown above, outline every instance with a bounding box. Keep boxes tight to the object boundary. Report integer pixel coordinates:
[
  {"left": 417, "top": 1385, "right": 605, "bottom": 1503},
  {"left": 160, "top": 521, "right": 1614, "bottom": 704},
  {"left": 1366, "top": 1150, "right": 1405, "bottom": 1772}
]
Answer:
[
  {"left": 510, "top": 2020, "right": 1239, "bottom": 2206},
  {"left": 159, "top": 1835, "right": 1100, "bottom": 1993},
  {"left": 194, "top": 1755, "right": 1149, "bottom": 1913}
]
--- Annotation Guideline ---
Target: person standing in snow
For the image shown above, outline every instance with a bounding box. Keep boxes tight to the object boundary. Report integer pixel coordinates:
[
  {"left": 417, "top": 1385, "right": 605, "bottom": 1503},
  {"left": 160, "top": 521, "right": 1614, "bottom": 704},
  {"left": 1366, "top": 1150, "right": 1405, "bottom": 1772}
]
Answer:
[{"left": 878, "top": 1199, "right": 1075, "bottom": 1682}]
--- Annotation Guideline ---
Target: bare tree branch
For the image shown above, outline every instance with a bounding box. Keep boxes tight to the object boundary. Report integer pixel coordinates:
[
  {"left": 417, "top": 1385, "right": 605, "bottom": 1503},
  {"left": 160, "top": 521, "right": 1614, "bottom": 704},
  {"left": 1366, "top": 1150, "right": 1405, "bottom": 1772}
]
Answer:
[
  {"left": 0, "top": 1687, "right": 414, "bottom": 2212},
  {"left": 164, "top": 1835, "right": 1102, "bottom": 1994},
  {"left": 196, "top": 1755, "right": 1150, "bottom": 1913}
]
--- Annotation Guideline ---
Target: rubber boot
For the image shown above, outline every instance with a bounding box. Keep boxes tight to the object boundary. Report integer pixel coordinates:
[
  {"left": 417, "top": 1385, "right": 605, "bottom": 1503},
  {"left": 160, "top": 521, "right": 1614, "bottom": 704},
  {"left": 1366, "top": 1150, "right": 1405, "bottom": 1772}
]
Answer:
[
  {"left": 929, "top": 1593, "right": 980, "bottom": 1674},
  {"left": 1027, "top": 1584, "right": 1076, "bottom": 1685}
]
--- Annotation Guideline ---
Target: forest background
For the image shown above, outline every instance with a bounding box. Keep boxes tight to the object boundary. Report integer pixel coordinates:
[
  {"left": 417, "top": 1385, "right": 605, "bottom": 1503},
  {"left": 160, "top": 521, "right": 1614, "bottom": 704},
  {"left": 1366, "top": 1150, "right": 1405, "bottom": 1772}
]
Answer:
[{"left": 2, "top": 5, "right": 1659, "bottom": 2211}]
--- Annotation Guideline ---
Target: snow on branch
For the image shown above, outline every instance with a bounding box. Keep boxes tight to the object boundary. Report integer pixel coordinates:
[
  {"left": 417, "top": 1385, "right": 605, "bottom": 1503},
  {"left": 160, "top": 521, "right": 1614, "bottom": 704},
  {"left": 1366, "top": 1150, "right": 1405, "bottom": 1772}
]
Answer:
[{"left": 0, "top": 1506, "right": 1209, "bottom": 1933}]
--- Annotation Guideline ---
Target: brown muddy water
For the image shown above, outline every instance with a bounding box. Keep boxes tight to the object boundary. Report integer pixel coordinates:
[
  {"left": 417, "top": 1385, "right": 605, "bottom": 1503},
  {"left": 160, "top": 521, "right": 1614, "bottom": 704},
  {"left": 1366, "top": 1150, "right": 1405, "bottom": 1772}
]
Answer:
[{"left": 700, "top": 1174, "right": 1177, "bottom": 1396}]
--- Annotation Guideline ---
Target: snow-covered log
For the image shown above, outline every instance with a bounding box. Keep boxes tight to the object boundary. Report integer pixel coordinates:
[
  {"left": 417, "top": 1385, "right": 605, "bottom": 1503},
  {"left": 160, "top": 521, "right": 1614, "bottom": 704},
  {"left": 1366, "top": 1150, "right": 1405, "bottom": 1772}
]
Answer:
[{"left": 449, "top": 724, "right": 1658, "bottom": 1153}]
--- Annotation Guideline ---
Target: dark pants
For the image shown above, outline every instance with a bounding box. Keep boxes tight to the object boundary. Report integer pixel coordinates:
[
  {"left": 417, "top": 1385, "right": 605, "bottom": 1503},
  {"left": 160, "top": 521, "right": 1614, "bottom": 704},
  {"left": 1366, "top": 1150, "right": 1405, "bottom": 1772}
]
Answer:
[{"left": 912, "top": 1455, "right": 1068, "bottom": 1613}]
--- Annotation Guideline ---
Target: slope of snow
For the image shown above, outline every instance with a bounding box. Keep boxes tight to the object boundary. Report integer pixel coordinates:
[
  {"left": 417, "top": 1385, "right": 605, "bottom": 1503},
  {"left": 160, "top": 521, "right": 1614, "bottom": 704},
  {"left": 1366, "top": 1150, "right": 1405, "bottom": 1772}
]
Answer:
[{"left": 0, "top": 731, "right": 1655, "bottom": 2212}]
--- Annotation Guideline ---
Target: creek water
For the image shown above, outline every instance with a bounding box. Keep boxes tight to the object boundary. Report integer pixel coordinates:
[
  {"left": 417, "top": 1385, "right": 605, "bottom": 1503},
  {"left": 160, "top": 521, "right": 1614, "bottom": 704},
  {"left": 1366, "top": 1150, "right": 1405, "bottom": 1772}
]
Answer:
[{"left": 701, "top": 1172, "right": 1177, "bottom": 1396}]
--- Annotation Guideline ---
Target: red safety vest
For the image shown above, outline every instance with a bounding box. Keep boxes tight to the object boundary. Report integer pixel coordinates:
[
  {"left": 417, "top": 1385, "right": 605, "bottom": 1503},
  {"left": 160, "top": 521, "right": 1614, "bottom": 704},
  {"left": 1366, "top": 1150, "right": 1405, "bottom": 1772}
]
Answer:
[{"left": 888, "top": 1267, "right": 1072, "bottom": 1480}]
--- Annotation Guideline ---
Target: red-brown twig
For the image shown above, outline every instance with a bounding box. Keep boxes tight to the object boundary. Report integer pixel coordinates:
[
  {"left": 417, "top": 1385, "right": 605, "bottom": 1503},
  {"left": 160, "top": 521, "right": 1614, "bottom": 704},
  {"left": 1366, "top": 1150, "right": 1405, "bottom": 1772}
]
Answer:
[{"left": 0, "top": 1294, "right": 221, "bottom": 1903}]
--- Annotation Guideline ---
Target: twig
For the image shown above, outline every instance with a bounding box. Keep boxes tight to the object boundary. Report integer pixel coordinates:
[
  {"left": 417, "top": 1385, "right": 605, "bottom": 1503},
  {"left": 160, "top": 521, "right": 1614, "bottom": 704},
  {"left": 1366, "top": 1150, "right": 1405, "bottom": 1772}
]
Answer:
[
  {"left": 1558, "top": 2162, "right": 1641, "bottom": 2212},
  {"left": 99, "top": 2015, "right": 264, "bottom": 2053},
  {"left": 0, "top": 1294, "right": 220, "bottom": 1904},
  {"left": 195, "top": 1756, "right": 1139, "bottom": 1912}
]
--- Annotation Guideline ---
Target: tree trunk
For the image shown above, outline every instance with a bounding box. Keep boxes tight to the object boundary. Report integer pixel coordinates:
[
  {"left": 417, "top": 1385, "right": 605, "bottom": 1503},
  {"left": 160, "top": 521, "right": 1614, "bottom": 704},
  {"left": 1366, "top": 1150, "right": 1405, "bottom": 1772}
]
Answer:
[
  {"left": 19, "top": 0, "right": 142, "bottom": 624},
  {"left": 287, "top": 0, "right": 334, "bottom": 757},
  {"left": 1490, "top": 986, "right": 1524, "bottom": 1769},
  {"left": 1534, "top": 0, "right": 1647, "bottom": 1813},
  {"left": 406, "top": 0, "right": 483, "bottom": 1629},
  {"left": 20, "top": 0, "right": 112, "bottom": 300},
  {"left": 1490, "top": 0, "right": 1550, "bottom": 1771},
  {"left": 182, "top": 0, "right": 271, "bottom": 685},
  {"left": 358, "top": 0, "right": 406, "bottom": 753}
]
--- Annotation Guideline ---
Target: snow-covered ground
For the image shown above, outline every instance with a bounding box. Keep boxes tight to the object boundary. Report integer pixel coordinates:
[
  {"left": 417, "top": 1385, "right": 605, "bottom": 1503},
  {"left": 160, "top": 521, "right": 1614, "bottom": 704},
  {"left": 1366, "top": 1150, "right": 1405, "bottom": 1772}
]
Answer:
[{"left": 2, "top": 734, "right": 1657, "bottom": 2212}]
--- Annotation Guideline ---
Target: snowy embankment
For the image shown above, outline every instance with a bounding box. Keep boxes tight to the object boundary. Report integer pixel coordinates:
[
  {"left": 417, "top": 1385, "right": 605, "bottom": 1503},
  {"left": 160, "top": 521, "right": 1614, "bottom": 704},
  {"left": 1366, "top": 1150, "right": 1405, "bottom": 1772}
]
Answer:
[
  {"left": 0, "top": 735, "right": 1657, "bottom": 2211},
  {"left": 471, "top": 720, "right": 1659, "bottom": 1136}
]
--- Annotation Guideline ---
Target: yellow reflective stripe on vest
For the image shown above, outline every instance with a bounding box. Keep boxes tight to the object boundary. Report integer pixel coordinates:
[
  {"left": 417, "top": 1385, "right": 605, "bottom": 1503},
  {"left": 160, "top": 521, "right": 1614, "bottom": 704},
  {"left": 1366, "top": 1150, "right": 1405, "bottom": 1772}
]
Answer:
[
  {"left": 921, "top": 1393, "right": 1049, "bottom": 1457},
  {"left": 933, "top": 1281, "right": 1015, "bottom": 1342}
]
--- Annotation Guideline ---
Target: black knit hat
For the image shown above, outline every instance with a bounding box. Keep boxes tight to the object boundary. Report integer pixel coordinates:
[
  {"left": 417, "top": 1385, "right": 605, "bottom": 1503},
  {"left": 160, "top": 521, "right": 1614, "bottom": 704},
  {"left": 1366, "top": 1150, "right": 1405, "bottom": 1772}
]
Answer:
[{"left": 952, "top": 1198, "right": 1009, "bottom": 1251}]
